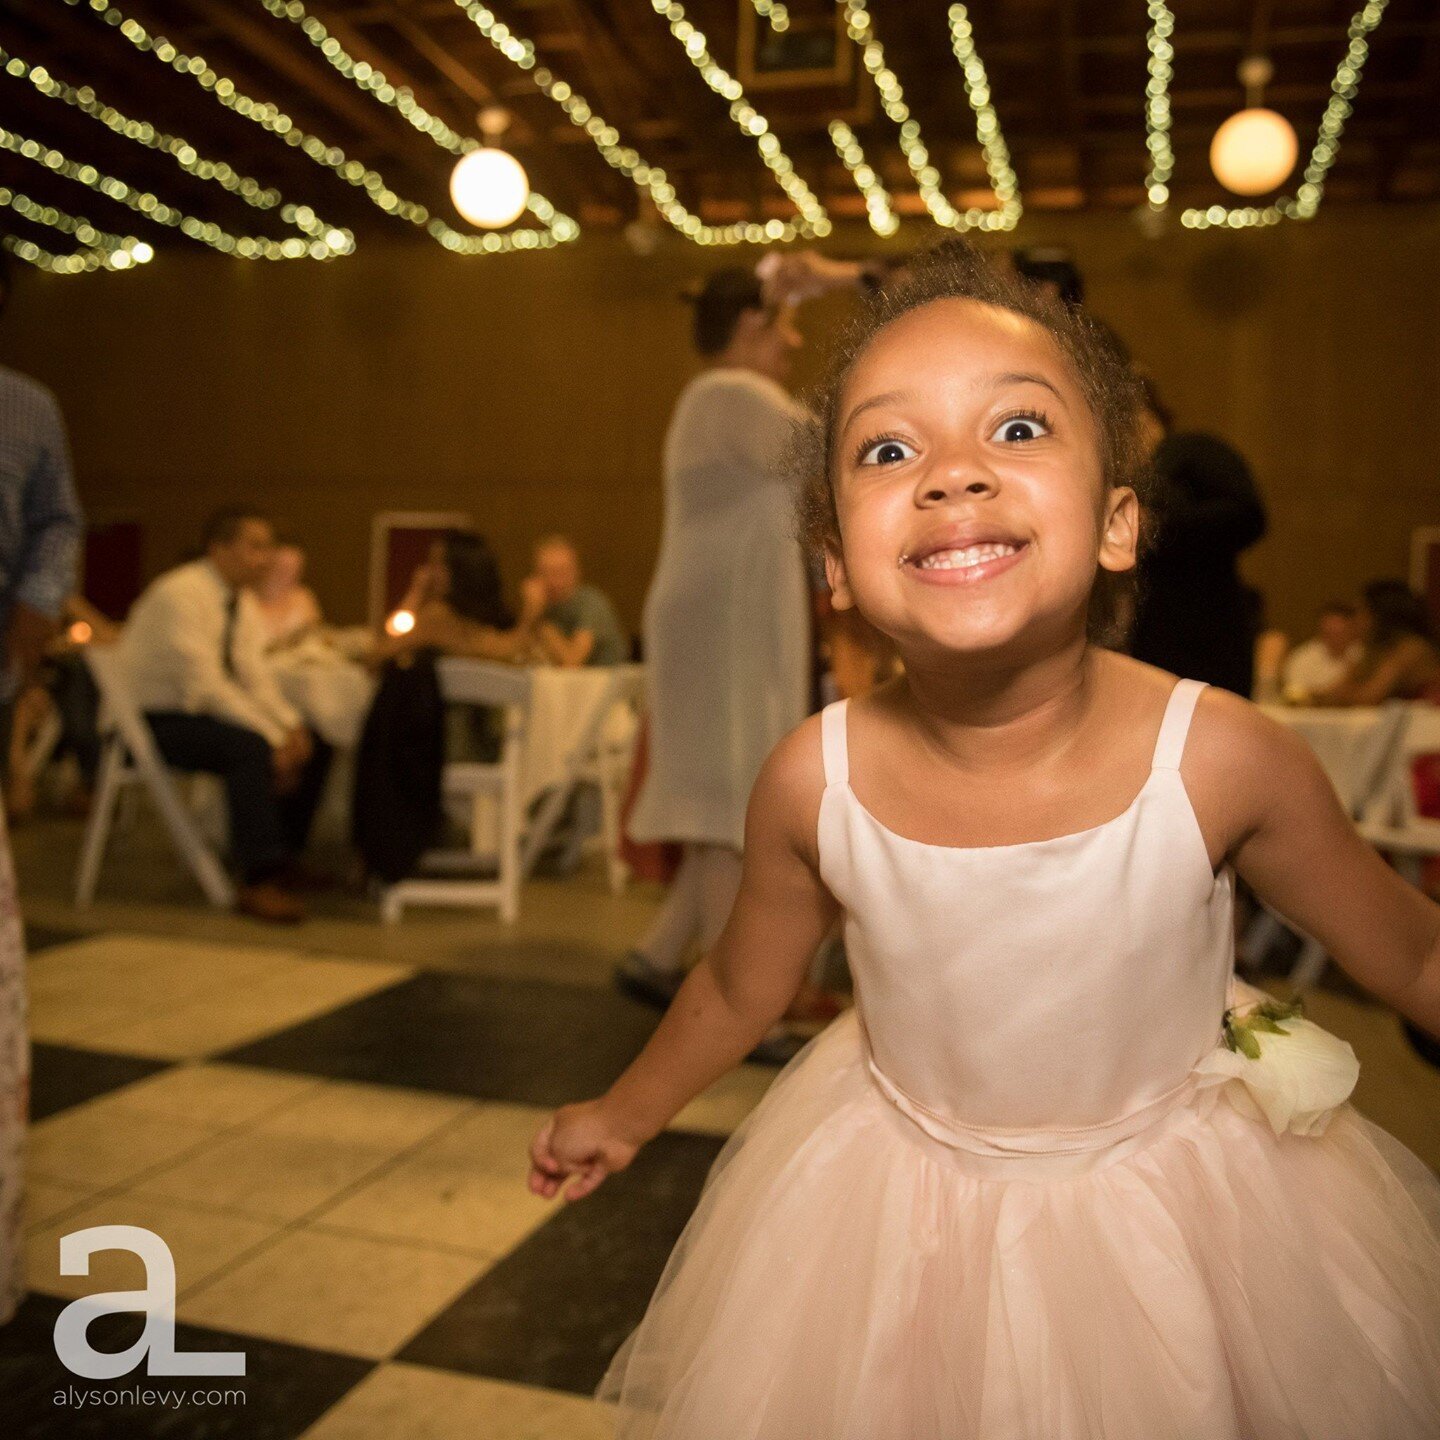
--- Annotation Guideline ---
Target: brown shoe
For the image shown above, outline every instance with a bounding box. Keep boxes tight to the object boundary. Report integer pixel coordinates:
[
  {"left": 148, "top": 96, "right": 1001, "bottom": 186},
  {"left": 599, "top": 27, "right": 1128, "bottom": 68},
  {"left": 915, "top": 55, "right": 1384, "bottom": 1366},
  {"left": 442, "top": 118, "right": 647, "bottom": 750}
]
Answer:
[
  {"left": 236, "top": 881, "right": 306, "bottom": 925},
  {"left": 275, "top": 859, "right": 337, "bottom": 894}
]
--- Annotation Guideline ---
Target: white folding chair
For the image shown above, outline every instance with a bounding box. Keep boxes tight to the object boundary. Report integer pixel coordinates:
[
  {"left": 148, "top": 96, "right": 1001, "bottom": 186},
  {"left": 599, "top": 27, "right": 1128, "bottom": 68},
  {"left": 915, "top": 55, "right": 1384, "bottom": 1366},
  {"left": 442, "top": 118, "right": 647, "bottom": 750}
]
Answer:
[
  {"left": 521, "top": 664, "right": 645, "bottom": 893},
  {"left": 577, "top": 666, "right": 646, "bottom": 893},
  {"left": 22, "top": 707, "right": 63, "bottom": 791},
  {"left": 74, "top": 646, "right": 235, "bottom": 910},
  {"left": 380, "top": 659, "right": 533, "bottom": 924}
]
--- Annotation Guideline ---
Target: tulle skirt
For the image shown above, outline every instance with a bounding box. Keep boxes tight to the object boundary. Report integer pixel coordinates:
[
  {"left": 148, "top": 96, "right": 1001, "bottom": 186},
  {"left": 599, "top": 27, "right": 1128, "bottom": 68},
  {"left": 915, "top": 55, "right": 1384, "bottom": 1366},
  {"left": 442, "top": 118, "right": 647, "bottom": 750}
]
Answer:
[{"left": 598, "top": 1010, "right": 1440, "bottom": 1440}]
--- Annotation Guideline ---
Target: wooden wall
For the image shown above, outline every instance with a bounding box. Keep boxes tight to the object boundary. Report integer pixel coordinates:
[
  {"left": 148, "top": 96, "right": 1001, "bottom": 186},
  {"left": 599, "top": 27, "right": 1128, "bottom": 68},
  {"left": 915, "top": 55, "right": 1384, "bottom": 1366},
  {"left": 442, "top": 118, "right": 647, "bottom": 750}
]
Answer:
[{"left": 1, "top": 206, "right": 1435, "bottom": 639}]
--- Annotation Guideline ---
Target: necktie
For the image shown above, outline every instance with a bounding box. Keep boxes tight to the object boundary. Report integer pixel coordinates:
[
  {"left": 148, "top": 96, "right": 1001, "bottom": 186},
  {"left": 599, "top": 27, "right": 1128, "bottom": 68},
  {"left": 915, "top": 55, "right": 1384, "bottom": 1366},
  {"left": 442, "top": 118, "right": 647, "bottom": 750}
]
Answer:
[{"left": 222, "top": 589, "right": 239, "bottom": 677}]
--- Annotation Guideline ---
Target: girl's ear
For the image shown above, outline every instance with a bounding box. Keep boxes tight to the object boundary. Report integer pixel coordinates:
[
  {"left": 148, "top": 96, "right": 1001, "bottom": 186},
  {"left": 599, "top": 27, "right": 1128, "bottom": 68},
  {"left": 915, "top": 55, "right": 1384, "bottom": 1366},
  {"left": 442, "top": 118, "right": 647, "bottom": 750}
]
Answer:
[
  {"left": 1098, "top": 486, "right": 1140, "bottom": 575},
  {"left": 824, "top": 545, "right": 855, "bottom": 611}
]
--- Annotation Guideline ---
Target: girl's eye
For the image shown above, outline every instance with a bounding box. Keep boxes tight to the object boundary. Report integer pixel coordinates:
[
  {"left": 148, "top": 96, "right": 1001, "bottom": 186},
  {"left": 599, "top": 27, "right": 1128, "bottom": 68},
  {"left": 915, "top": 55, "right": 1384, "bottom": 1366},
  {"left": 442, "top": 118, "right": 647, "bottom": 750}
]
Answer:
[
  {"left": 857, "top": 437, "right": 916, "bottom": 466},
  {"left": 991, "top": 415, "right": 1050, "bottom": 443}
]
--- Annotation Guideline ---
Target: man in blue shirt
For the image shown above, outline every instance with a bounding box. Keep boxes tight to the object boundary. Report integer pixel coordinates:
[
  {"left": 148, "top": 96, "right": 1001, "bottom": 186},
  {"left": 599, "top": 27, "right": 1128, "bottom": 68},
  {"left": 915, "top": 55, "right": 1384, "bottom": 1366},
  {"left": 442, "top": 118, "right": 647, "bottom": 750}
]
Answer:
[
  {"left": 0, "top": 250, "right": 83, "bottom": 1324},
  {"left": 0, "top": 316, "right": 83, "bottom": 740}
]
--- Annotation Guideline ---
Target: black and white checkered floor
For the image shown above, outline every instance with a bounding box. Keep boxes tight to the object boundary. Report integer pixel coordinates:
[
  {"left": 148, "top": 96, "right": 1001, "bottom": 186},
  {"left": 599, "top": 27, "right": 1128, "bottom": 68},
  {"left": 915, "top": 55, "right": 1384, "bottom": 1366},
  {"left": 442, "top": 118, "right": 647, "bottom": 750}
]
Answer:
[{"left": 4, "top": 928, "right": 776, "bottom": 1438}]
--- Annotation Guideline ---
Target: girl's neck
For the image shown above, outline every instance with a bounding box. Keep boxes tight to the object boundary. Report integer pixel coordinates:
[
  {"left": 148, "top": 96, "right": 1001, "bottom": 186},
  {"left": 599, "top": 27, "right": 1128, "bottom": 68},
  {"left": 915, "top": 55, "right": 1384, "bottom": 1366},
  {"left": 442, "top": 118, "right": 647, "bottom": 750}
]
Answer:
[{"left": 899, "top": 633, "right": 1102, "bottom": 775}]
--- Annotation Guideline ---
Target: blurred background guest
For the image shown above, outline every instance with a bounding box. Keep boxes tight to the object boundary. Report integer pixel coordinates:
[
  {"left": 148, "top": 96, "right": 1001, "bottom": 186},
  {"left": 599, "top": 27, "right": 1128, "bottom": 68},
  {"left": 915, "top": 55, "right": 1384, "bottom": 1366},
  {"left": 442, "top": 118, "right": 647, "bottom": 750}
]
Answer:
[
  {"left": 1128, "top": 378, "right": 1268, "bottom": 695},
  {"left": 527, "top": 533, "right": 627, "bottom": 666},
  {"left": 122, "top": 507, "right": 330, "bottom": 923},
  {"left": 1313, "top": 579, "right": 1440, "bottom": 706},
  {"left": 0, "top": 251, "right": 82, "bottom": 1323},
  {"left": 1012, "top": 244, "right": 1085, "bottom": 307},
  {"left": 256, "top": 541, "right": 323, "bottom": 652},
  {"left": 617, "top": 266, "right": 807, "bottom": 1034},
  {"left": 620, "top": 256, "right": 867, "bottom": 1059},
  {"left": 1282, "top": 602, "right": 1363, "bottom": 700},
  {"left": 355, "top": 528, "right": 527, "bottom": 885},
  {"left": 381, "top": 528, "right": 532, "bottom": 664}
]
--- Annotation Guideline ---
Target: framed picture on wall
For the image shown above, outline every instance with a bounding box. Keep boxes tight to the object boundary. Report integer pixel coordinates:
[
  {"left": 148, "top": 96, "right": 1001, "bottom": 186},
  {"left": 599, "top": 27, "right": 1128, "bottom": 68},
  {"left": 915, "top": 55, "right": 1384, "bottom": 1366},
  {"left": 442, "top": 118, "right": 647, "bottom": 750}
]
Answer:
[
  {"left": 369, "top": 511, "right": 473, "bottom": 630},
  {"left": 737, "top": 0, "right": 854, "bottom": 90},
  {"left": 1411, "top": 526, "right": 1440, "bottom": 637}
]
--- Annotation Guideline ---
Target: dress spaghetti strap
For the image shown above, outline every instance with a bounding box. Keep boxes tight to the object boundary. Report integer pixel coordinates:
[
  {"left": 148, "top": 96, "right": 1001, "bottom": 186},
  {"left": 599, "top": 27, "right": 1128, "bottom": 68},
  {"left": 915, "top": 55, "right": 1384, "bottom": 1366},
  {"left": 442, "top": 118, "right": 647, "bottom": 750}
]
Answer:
[
  {"left": 821, "top": 700, "right": 850, "bottom": 788},
  {"left": 1151, "top": 678, "right": 1208, "bottom": 771}
]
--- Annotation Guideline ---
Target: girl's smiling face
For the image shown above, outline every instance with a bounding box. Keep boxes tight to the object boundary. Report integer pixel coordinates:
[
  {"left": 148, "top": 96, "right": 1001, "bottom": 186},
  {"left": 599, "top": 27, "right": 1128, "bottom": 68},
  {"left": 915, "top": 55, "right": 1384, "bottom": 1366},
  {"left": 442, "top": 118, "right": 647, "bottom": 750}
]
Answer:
[{"left": 826, "top": 297, "right": 1139, "bottom": 662}]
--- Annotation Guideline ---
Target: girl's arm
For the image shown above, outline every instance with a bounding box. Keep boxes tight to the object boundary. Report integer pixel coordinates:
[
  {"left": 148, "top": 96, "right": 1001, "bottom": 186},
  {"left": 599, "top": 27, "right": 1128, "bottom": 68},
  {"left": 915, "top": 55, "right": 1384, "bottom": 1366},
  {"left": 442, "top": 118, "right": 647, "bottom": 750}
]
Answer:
[
  {"left": 529, "top": 718, "right": 838, "bottom": 1201},
  {"left": 1194, "top": 694, "right": 1440, "bottom": 1034}
]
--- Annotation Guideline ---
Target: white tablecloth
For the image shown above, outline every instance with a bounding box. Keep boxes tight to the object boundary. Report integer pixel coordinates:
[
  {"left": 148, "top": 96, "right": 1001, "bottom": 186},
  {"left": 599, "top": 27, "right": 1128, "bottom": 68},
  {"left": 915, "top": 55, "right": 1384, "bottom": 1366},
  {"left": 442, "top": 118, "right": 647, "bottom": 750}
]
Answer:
[
  {"left": 272, "top": 640, "right": 375, "bottom": 750},
  {"left": 521, "top": 665, "right": 640, "bottom": 804}
]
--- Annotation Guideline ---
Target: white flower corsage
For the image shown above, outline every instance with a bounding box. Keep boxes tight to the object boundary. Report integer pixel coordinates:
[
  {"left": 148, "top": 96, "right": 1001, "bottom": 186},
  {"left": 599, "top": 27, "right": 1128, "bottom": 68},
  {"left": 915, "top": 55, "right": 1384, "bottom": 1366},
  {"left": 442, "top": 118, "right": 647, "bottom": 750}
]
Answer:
[{"left": 1192, "top": 991, "right": 1359, "bottom": 1137}]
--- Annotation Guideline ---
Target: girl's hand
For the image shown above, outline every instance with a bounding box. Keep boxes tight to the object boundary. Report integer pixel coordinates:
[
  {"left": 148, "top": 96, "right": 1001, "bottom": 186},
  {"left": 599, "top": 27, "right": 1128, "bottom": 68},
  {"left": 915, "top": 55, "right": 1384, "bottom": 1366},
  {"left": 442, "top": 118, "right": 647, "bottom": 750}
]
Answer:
[{"left": 528, "top": 1099, "right": 642, "bottom": 1202}]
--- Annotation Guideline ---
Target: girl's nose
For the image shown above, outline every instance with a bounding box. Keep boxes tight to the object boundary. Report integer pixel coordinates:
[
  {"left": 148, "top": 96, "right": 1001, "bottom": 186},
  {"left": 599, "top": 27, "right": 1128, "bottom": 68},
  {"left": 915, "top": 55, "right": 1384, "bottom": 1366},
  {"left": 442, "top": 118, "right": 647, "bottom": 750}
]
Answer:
[{"left": 914, "top": 454, "right": 999, "bottom": 505}]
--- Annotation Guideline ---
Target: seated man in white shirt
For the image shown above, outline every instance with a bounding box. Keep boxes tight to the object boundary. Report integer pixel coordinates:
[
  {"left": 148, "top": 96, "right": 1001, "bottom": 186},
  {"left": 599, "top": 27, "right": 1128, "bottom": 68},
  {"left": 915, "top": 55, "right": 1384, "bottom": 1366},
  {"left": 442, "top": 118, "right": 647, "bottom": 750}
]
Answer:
[
  {"left": 1282, "top": 601, "right": 1363, "bottom": 700},
  {"left": 122, "top": 507, "right": 331, "bottom": 923}
]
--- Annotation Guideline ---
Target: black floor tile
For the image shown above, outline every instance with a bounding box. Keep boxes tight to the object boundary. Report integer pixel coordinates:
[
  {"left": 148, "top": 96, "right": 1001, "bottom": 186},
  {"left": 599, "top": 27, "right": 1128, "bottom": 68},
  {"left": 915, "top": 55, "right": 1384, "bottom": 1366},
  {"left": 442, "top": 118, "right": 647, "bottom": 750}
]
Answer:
[
  {"left": 29, "top": 1044, "right": 173, "bottom": 1121},
  {"left": 399, "top": 1129, "right": 723, "bottom": 1395},
  {"left": 219, "top": 972, "right": 662, "bottom": 1108},
  {"left": 0, "top": 1292, "right": 372, "bottom": 1439},
  {"left": 24, "top": 925, "right": 87, "bottom": 954}
]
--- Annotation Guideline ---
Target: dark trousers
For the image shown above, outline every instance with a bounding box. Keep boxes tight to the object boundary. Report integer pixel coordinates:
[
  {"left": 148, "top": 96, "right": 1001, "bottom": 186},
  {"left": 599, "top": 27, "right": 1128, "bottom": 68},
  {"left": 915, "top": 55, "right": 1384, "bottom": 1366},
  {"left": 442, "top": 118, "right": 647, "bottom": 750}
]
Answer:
[
  {"left": 146, "top": 712, "right": 331, "bottom": 884},
  {"left": 50, "top": 653, "right": 102, "bottom": 787}
]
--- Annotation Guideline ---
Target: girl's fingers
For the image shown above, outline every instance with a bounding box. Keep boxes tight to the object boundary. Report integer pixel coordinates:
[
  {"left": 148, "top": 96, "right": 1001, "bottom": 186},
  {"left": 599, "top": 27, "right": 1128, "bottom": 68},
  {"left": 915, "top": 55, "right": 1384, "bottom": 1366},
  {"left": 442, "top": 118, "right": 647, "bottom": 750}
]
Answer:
[
  {"left": 529, "top": 1119, "right": 562, "bottom": 1176},
  {"left": 565, "top": 1163, "right": 607, "bottom": 1202}
]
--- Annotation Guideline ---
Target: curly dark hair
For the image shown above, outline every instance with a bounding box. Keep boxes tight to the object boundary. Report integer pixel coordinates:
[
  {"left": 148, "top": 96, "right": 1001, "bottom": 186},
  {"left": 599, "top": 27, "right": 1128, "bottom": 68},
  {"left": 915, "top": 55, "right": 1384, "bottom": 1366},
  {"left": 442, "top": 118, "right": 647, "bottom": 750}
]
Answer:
[{"left": 788, "top": 239, "right": 1152, "bottom": 645}]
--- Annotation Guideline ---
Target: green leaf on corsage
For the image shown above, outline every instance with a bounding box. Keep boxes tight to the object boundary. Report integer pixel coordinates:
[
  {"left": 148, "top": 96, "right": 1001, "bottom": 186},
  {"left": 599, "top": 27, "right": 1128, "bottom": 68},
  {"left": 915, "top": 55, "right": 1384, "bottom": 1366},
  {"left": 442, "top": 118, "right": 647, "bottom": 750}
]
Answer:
[{"left": 1222, "top": 998, "right": 1304, "bottom": 1060}]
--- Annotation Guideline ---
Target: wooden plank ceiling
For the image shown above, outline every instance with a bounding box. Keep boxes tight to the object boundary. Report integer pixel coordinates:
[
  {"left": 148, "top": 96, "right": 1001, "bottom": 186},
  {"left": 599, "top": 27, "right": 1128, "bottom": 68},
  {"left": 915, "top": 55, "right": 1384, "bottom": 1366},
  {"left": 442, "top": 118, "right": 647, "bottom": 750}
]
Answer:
[{"left": 2, "top": 0, "right": 1437, "bottom": 250}]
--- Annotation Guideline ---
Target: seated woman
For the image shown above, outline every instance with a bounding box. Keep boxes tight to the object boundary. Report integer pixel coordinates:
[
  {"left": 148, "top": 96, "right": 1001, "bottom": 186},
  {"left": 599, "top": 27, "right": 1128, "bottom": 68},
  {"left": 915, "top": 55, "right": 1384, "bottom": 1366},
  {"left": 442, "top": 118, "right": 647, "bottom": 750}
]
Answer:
[
  {"left": 378, "top": 530, "right": 538, "bottom": 665},
  {"left": 356, "top": 530, "right": 529, "bottom": 883},
  {"left": 256, "top": 543, "right": 324, "bottom": 652},
  {"left": 1312, "top": 579, "right": 1440, "bottom": 706}
]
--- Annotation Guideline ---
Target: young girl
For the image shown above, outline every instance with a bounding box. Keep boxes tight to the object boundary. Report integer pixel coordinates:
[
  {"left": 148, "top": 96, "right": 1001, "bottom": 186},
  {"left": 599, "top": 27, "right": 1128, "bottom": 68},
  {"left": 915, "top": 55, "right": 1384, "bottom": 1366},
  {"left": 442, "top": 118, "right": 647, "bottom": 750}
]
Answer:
[{"left": 529, "top": 245, "right": 1440, "bottom": 1438}]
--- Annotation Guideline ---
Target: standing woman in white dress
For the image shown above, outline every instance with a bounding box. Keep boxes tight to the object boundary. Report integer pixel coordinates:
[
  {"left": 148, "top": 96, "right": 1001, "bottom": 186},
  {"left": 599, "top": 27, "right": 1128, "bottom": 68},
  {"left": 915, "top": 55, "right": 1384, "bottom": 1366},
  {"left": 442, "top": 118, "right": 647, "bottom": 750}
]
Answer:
[{"left": 620, "top": 258, "right": 875, "bottom": 1059}]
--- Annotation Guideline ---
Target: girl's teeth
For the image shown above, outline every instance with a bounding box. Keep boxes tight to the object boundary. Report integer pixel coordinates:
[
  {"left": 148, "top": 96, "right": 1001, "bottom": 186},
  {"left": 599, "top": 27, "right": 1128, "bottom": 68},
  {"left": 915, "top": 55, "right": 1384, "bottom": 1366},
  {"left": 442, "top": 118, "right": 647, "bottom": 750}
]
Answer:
[{"left": 915, "top": 543, "right": 1019, "bottom": 571}]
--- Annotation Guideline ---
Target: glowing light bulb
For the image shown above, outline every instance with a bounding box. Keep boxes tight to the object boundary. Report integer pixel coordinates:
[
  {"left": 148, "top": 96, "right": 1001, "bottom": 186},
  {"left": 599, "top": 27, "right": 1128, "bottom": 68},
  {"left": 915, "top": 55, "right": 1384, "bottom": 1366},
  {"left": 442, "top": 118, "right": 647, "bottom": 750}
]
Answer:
[
  {"left": 1210, "top": 108, "right": 1298, "bottom": 196},
  {"left": 68, "top": 621, "right": 93, "bottom": 645},
  {"left": 387, "top": 609, "right": 416, "bottom": 637},
  {"left": 449, "top": 148, "right": 529, "bottom": 228}
]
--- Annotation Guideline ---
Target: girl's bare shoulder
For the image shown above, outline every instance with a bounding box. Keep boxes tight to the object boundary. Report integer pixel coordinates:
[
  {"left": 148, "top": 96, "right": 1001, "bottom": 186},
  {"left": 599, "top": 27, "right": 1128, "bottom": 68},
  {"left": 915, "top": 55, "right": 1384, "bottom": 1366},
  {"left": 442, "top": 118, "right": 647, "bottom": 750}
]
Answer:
[
  {"left": 749, "top": 713, "right": 831, "bottom": 858},
  {"left": 1178, "top": 672, "right": 1335, "bottom": 852}
]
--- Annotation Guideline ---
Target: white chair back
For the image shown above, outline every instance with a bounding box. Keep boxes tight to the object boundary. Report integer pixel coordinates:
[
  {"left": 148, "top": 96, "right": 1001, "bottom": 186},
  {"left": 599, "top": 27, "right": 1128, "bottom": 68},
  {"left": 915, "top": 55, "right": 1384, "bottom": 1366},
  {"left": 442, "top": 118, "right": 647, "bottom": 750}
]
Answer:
[
  {"left": 75, "top": 645, "right": 234, "bottom": 908},
  {"left": 379, "top": 659, "right": 536, "bottom": 924}
]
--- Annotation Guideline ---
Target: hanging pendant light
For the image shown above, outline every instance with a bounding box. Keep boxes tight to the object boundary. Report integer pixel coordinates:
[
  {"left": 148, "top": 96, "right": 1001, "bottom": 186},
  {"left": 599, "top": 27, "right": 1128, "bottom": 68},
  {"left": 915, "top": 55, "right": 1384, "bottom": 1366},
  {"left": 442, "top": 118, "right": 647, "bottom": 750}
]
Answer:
[
  {"left": 450, "top": 106, "right": 529, "bottom": 229},
  {"left": 1210, "top": 55, "right": 1298, "bottom": 197}
]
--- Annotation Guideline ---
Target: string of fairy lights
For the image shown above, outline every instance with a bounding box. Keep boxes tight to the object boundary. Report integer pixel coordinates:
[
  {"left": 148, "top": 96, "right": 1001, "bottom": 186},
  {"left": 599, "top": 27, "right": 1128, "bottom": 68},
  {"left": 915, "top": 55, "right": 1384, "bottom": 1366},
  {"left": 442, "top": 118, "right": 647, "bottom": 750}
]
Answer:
[
  {"left": 0, "top": 180, "right": 153, "bottom": 273},
  {"left": 1142, "top": 0, "right": 1176, "bottom": 212},
  {"left": 1145, "top": 0, "right": 1389, "bottom": 229},
  {"left": 252, "top": 0, "right": 578, "bottom": 253},
  {"left": 645, "top": 0, "right": 830, "bottom": 237},
  {"left": 0, "top": 45, "right": 355, "bottom": 262},
  {"left": 62, "top": 0, "right": 577, "bottom": 256},
  {"left": 828, "top": 120, "right": 898, "bottom": 238},
  {"left": 0, "top": 0, "right": 1397, "bottom": 270},
  {"left": 449, "top": 0, "right": 825, "bottom": 244},
  {"left": 781, "top": 0, "right": 1019, "bottom": 236}
]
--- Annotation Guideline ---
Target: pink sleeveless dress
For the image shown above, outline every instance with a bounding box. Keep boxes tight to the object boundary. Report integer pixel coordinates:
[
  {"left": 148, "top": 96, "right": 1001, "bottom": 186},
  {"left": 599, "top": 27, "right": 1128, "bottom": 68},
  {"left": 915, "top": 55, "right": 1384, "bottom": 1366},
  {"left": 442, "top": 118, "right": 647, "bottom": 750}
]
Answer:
[{"left": 600, "top": 680, "right": 1440, "bottom": 1439}]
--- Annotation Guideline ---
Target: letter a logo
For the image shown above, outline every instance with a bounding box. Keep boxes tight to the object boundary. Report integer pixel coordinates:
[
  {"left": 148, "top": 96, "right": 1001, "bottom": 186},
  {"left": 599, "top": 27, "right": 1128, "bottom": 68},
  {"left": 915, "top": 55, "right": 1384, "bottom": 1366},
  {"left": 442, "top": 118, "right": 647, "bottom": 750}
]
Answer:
[{"left": 53, "top": 1226, "right": 246, "bottom": 1379}]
